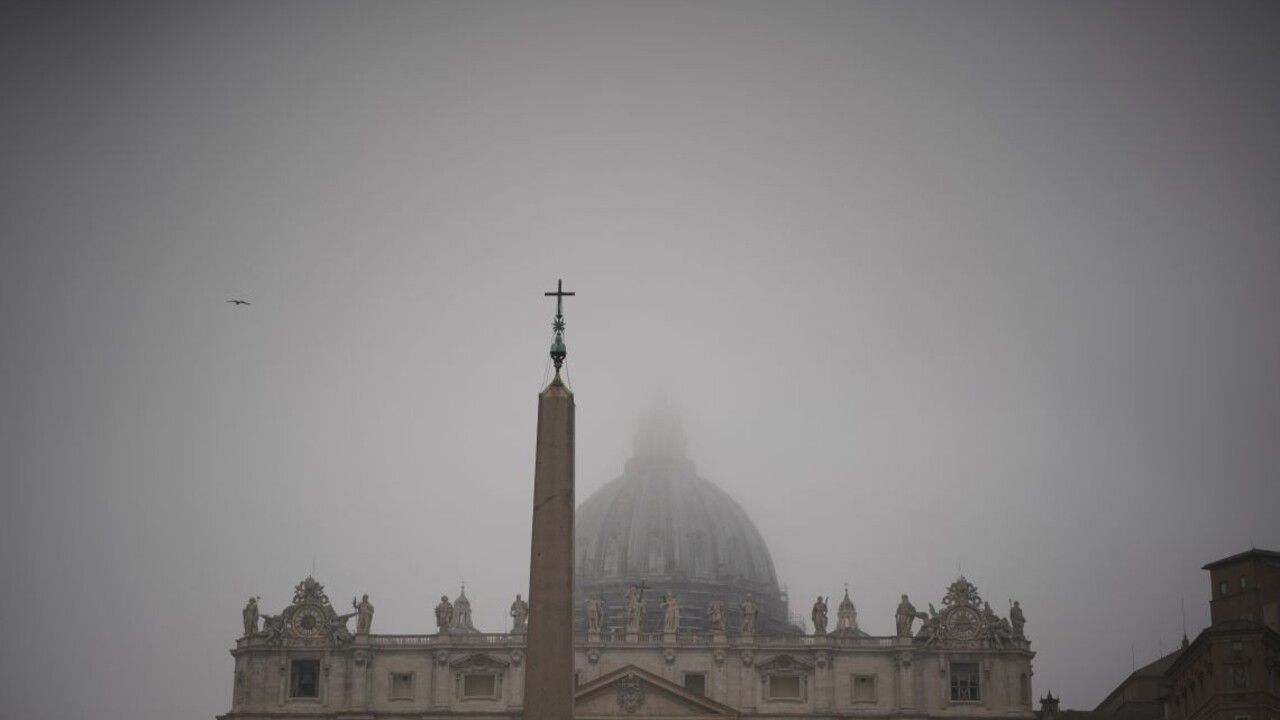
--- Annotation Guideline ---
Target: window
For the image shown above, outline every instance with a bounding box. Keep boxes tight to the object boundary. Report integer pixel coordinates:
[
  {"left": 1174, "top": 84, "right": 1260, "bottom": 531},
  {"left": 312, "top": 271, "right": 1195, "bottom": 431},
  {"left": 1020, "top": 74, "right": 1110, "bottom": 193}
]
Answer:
[
  {"left": 1231, "top": 640, "right": 1244, "bottom": 657},
  {"left": 603, "top": 533, "right": 620, "bottom": 576},
  {"left": 289, "top": 659, "right": 320, "bottom": 699},
  {"left": 950, "top": 662, "right": 981, "bottom": 702},
  {"left": 1241, "top": 576, "right": 1249, "bottom": 589},
  {"left": 1221, "top": 581, "right": 1230, "bottom": 597},
  {"left": 648, "top": 531, "right": 665, "bottom": 574},
  {"left": 1231, "top": 666, "right": 1248, "bottom": 689},
  {"left": 389, "top": 673, "right": 414, "bottom": 700},
  {"left": 683, "top": 672, "right": 706, "bottom": 696},
  {"left": 768, "top": 675, "right": 802, "bottom": 701},
  {"left": 463, "top": 673, "right": 497, "bottom": 699},
  {"left": 852, "top": 674, "right": 877, "bottom": 702}
]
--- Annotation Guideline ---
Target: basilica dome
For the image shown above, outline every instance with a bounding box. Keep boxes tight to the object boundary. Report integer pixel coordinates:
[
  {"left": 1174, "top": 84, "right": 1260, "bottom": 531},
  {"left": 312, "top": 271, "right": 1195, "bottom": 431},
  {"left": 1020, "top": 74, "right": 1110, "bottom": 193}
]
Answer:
[{"left": 574, "top": 403, "right": 792, "bottom": 634}]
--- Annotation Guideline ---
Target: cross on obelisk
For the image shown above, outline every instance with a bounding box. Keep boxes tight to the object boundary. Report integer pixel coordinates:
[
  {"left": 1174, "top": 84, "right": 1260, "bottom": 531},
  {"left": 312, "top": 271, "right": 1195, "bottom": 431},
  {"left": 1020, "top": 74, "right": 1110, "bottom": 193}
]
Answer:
[
  {"left": 544, "top": 279, "right": 575, "bottom": 371},
  {"left": 525, "top": 280, "right": 577, "bottom": 720}
]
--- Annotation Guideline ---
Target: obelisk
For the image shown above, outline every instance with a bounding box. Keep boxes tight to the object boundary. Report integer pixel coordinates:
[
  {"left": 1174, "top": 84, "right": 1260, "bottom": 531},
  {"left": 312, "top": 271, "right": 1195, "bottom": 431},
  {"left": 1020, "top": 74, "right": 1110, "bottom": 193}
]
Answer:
[{"left": 524, "top": 279, "right": 576, "bottom": 719}]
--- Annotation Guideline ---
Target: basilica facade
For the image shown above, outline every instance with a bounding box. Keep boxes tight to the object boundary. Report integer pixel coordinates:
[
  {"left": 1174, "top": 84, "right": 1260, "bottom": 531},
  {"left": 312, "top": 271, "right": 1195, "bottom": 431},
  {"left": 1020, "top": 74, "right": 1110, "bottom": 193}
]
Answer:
[{"left": 220, "top": 407, "right": 1035, "bottom": 719}]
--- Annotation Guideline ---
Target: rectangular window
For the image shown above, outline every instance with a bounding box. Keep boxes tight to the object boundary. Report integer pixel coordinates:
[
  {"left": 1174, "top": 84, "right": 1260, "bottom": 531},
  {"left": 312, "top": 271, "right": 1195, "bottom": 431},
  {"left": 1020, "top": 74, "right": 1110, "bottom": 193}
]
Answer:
[
  {"left": 852, "top": 674, "right": 877, "bottom": 702},
  {"left": 389, "top": 673, "right": 414, "bottom": 700},
  {"left": 648, "top": 535, "right": 665, "bottom": 574},
  {"left": 1221, "top": 581, "right": 1229, "bottom": 596},
  {"left": 289, "top": 659, "right": 320, "bottom": 699},
  {"left": 683, "top": 672, "right": 706, "bottom": 696},
  {"left": 1231, "top": 666, "right": 1248, "bottom": 689},
  {"left": 1241, "top": 576, "right": 1249, "bottom": 589},
  {"left": 768, "top": 675, "right": 802, "bottom": 700},
  {"left": 463, "top": 673, "right": 497, "bottom": 699},
  {"left": 950, "top": 662, "right": 981, "bottom": 702}
]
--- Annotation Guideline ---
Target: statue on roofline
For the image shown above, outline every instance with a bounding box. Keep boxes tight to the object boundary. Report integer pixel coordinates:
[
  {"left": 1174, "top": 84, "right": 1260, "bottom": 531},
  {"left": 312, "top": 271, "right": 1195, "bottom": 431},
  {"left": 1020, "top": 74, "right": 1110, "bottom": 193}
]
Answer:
[
  {"left": 625, "top": 585, "right": 643, "bottom": 633},
  {"left": 812, "top": 596, "right": 828, "bottom": 635},
  {"left": 1009, "top": 600, "right": 1026, "bottom": 640},
  {"left": 242, "top": 597, "right": 260, "bottom": 638},
  {"left": 739, "top": 594, "right": 759, "bottom": 634},
  {"left": 353, "top": 594, "right": 374, "bottom": 634},
  {"left": 434, "top": 595, "right": 453, "bottom": 633},
  {"left": 585, "top": 596, "right": 603, "bottom": 632},
  {"left": 707, "top": 598, "right": 726, "bottom": 633},
  {"left": 662, "top": 592, "right": 680, "bottom": 633},
  {"left": 510, "top": 594, "right": 529, "bottom": 633}
]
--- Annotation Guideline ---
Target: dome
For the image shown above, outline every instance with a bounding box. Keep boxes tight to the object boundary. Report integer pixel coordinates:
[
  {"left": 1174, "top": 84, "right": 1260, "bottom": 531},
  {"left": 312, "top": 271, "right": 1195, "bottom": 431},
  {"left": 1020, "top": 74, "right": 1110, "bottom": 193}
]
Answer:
[{"left": 574, "top": 402, "right": 791, "bottom": 634}]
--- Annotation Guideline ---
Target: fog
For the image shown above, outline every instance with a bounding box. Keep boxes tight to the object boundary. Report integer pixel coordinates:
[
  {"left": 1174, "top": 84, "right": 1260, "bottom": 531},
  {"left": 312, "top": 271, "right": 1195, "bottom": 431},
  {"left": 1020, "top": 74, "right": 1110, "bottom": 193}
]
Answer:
[{"left": 3, "top": 2, "right": 1279, "bottom": 719}]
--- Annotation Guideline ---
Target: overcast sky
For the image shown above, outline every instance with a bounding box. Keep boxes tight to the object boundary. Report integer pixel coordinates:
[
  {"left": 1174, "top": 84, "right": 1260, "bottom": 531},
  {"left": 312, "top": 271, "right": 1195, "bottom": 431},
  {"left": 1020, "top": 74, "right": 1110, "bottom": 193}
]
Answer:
[{"left": 3, "top": 2, "right": 1279, "bottom": 719}]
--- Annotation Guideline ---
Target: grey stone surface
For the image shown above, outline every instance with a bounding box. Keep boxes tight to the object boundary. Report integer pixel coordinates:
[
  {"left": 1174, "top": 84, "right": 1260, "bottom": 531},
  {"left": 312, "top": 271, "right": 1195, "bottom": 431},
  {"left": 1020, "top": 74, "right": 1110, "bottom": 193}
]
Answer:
[{"left": 523, "top": 375, "right": 576, "bottom": 720}]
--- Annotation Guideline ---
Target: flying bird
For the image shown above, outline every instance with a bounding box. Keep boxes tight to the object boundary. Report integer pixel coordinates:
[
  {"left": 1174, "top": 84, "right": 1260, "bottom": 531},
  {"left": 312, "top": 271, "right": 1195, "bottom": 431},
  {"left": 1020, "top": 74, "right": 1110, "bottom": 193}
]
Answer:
[{"left": 227, "top": 299, "right": 251, "bottom": 306}]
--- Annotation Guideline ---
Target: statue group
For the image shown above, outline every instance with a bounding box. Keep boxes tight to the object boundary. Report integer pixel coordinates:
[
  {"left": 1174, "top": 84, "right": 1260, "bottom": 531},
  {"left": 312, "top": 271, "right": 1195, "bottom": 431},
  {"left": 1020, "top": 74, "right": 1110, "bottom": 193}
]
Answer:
[
  {"left": 597, "top": 585, "right": 759, "bottom": 634},
  {"left": 900, "top": 579, "right": 1029, "bottom": 648},
  {"left": 238, "top": 578, "right": 368, "bottom": 646},
  {"left": 240, "top": 579, "right": 1024, "bottom": 644}
]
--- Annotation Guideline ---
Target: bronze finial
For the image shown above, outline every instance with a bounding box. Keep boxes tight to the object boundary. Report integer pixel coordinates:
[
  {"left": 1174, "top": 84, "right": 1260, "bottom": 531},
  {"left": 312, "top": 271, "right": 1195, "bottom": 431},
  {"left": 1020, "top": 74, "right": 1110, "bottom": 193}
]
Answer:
[{"left": 543, "top": 279, "right": 575, "bottom": 371}]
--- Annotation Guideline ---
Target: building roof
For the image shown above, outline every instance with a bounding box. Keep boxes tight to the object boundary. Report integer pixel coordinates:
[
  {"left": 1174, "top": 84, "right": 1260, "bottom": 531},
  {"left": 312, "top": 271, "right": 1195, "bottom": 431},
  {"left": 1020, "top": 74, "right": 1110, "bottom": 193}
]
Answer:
[
  {"left": 575, "top": 402, "right": 789, "bottom": 631},
  {"left": 1201, "top": 548, "right": 1280, "bottom": 570},
  {"left": 1093, "top": 647, "right": 1184, "bottom": 712}
]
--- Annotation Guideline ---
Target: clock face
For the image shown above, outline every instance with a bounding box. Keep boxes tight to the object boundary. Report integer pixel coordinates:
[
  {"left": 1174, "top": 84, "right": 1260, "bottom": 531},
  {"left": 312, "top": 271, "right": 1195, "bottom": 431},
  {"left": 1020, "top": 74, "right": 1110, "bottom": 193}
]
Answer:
[
  {"left": 945, "top": 607, "right": 981, "bottom": 640},
  {"left": 291, "top": 604, "right": 326, "bottom": 636}
]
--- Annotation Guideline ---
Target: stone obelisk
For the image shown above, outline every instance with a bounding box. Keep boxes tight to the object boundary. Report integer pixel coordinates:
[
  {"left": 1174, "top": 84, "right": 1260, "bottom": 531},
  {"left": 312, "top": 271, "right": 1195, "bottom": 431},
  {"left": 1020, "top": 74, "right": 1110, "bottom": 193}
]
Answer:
[{"left": 524, "top": 280, "right": 576, "bottom": 719}]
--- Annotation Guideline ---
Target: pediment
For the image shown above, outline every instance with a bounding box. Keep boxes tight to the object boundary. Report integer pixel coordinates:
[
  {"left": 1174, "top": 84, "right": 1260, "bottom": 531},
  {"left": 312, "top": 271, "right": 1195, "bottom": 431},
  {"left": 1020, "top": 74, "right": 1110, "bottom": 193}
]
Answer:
[
  {"left": 575, "top": 664, "right": 738, "bottom": 719},
  {"left": 755, "top": 653, "right": 814, "bottom": 673},
  {"left": 448, "top": 652, "right": 509, "bottom": 671}
]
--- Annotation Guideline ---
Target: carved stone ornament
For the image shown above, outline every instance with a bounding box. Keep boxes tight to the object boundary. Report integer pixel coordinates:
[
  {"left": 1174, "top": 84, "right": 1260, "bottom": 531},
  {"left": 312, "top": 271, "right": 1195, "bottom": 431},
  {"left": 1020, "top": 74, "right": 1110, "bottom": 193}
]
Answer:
[
  {"left": 757, "top": 653, "right": 815, "bottom": 674},
  {"left": 294, "top": 576, "right": 332, "bottom": 605},
  {"left": 741, "top": 651, "right": 755, "bottom": 667},
  {"left": 256, "top": 577, "right": 355, "bottom": 647},
  {"left": 898, "top": 651, "right": 913, "bottom": 668},
  {"left": 509, "top": 649, "right": 524, "bottom": 667},
  {"left": 942, "top": 576, "right": 982, "bottom": 609},
  {"left": 436, "top": 650, "right": 451, "bottom": 666},
  {"left": 352, "top": 650, "right": 371, "bottom": 667},
  {"left": 663, "top": 648, "right": 677, "bottom": 665},
  {"left": 713, "top": 649, "right": 726, "bottom": 666},
  {"left": 816, "top": 651, "right": 829, "bottom": 669},
  {"left": 945, "top": 606, "right": 982, "bottom": 641},
  {"left": 616, "top": 674, "right": 645, "bottom": 714},
  {"left": 449, "top": 653, "right": 510, "bottom": 671},
  {"left": 587, "top": 648, "right": 601, "bottom": 665},
  {"left": 291, "top": 604, "right": 327, "bottom": 637},
  {"left": 915, "top": 576, "right": 1021, "bottom": 650}
]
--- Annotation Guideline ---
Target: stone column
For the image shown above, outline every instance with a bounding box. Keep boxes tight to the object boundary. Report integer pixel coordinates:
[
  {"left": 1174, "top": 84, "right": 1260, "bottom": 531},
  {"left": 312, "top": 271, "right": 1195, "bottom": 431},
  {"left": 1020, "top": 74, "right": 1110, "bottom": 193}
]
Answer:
[
  {"left": 814, "top": 639, "right": 832, "bottom": 711},
  {"left": 432, "top": 650, "right": 450, "bottom": 709},
  {"left": 523, "top": 376, "right": 576, "bottom": 719},
  {"left": 896, "top": 648, "right": 916, "bottom": 710}
]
